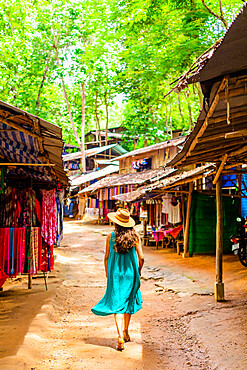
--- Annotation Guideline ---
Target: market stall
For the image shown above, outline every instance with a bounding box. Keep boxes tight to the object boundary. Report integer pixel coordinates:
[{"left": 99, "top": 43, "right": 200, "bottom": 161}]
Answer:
[{"left": 0, "top": 101, "right": 68, "bottom": 290}]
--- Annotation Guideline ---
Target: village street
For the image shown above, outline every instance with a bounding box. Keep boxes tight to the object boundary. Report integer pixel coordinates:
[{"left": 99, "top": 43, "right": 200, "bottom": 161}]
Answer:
[{"left": 0, "top": 220, "right": 247, "bottom": 370}]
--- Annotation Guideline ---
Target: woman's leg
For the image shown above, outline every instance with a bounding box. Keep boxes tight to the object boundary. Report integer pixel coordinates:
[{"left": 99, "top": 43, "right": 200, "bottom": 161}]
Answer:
[
  {"left": 114, "top": 314, "right": 125, "bottom": 350},
  {"left": 114, "top": 314, "right": 122, "bottom": 337},
  {"left": 124, "top": 313, "right": 131, "bottom": 331}
]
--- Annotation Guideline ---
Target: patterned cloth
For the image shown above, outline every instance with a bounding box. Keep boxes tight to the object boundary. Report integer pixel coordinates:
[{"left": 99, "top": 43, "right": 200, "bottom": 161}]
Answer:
[{"left": 41, "top": 189, "right": 57, "bottom": 247}]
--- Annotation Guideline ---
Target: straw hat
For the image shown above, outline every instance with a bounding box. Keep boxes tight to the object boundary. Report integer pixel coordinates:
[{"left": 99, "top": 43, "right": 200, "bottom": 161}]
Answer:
[{"left": 108, "top": 208, "right": 135, "bottom": 228}]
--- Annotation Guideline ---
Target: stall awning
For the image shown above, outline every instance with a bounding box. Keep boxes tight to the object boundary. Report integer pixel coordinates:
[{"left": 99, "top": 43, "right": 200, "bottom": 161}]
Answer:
[
  {"left": 0, "top": 100, "right": 68, "bottom": 185},
  {"left": 70, "top": 165, "right": 119, "bottom": 188},
  {"left": 79, "top": 168, "right": 176, "bottom": 194},
  {"left": 62, "top": 143, "right": 127, "bottom": 162},
  {"left": 113, "top": 164, "right": 214, "bottom": 202}
]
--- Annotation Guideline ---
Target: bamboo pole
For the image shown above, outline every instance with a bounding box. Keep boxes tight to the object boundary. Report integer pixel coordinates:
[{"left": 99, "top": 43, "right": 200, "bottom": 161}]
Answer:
[
  {"left": 182, "top": 181, "right": 193, "bottom": 258},
  {"left": 213, "top": 154, "right": 228, "bottom": 185},
  {"left": 215, "top": 162, "right": 225, "bottom": 301}
]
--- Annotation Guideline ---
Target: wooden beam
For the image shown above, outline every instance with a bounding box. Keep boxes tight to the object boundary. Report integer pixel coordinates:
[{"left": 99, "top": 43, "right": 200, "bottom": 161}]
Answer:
[
  {"left": 225, "top": 129, "right": 247, "bottom": 139},
  {"left": 227, "top": 145, "right": 247, "bottom": 158},
  {"left": 219, "top": 86, "right": 247, "bottom": 100},
  {"left": 0, "top": 163, "right": 55, "bottom": 166},
  {"left": 215, "top": 162, "right": 224, "bottom": 301},
  {"left": 208, "top": 110, "right": 247, "bottom": 125},
  {"left": 181, "top": 76, "right": 229, "bottom": 163},
  {"left": 0, "top": 116, "right": 40, "bottom": 140},
  {"left": 212, "top": 154, "right": 228, "bottom": 185}
]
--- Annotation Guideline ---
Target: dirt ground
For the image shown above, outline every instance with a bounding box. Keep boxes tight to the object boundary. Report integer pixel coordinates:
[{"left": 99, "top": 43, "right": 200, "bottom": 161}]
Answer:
[{"left": 0, "top": 220, "right": 247, "bottom": 370}]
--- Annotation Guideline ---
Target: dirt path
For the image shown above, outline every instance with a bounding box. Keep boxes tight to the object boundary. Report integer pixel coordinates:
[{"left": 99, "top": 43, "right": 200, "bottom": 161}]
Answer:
[{"left": 0, "top": 221, "right": 247, "bottom": 369}]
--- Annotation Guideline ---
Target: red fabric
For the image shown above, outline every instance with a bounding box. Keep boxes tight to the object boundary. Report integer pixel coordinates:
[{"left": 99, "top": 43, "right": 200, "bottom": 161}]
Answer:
[
  {"left": 14, "top": 227, "right": 20, "bottom": 276},
  {"left": 4, "top": 228, "right": 9, "bottom": 274},
  {"left": 168, "top": 225, "right": 183, "bottom": 239},
  {"left": 36, "top": 199, "right": 41, "bottom": 224},
  {"left": 38, "top": 228, "right": 43, "bottom": 271},
  {"left": 152, "top": 225, "right": 183, "bottom": 242},
  {"left": 0, "top": 268, "right": 8, "bottom": 288},
  {"left": 0, "top": 229, "right": 5, "bottom": 271},
  {"left": 20, "top": 228, "right": 26, "bottom": 273},
  {"left": 152, "top": 230, "right": 166, "bottom": 242}
]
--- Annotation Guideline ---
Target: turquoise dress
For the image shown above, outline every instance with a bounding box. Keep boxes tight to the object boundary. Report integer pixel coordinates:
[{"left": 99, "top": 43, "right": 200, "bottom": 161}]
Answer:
[{"left": 91, "top": 231, "right": 142, "bottom": 316}]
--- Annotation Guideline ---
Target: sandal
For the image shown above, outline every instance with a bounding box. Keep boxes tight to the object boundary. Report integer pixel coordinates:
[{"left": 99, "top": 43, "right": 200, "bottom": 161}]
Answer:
[
  {"left": 123, "top": 330, "right": 130, "bottom": 342},
  {"left": 117, "top": 337, "right": 125, "bottom": 351}
]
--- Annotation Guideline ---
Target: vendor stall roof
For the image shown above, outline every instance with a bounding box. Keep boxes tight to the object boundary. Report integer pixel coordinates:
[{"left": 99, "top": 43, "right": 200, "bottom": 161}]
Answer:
[
  {"left": 167, "top": 5, "right": 247, "bottom": 169},
  {"left": 0, "top": 100, "right": 68, "bottom": 185},
  {"left": 111, "top": 137, "right": 186, "bottom": 161},
  {"left": 80, "top": 168, "right": 176, "bottom": 194},
  {"left": 113, "top": 164, "right": 214, "bottom": 202},
  {"left": 70, "top": 164, "right": 119, "bottom": 188},
  {"left": 62, "top": 143, "right": 127, "bottom": 162}
]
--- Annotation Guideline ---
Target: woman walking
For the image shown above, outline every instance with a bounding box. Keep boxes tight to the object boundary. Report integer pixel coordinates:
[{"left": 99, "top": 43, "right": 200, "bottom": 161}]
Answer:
[{"left": 91, "top": 208, "right": 144, "bottom": 351}]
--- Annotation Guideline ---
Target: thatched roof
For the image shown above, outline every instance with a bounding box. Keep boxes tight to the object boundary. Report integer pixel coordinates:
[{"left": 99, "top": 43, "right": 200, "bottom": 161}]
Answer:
[
  {"left": 113, "top": 164, "right": 214, "bottom": 202},
  {"left": 79, "top": 168, "right": 176, "bottom": 194}
]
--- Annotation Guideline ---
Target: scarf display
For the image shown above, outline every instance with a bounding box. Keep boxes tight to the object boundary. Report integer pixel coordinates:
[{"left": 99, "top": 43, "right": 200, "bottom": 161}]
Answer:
[{"left": 0, "top": 227, "right": 54, "bottom": 279}]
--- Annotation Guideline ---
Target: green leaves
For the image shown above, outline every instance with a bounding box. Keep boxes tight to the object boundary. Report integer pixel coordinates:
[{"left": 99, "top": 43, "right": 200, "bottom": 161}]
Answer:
[{"left": 0, "top": 0, "right": 243, "bottom": 148}]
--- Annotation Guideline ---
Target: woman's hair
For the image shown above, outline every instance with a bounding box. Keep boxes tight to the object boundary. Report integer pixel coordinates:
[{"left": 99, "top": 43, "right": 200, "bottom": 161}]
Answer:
[{"left": 114, "top": 224, "right": 139, "bottom": 254}]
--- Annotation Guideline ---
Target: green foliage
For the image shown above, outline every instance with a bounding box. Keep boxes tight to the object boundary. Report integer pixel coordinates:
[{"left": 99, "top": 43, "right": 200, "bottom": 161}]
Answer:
[{"left": 0, "top": 0, "right": 244, "bottom": 149}]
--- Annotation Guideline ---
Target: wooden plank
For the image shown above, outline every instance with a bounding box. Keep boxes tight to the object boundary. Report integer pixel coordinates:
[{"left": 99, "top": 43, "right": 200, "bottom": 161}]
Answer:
[
  {"left": 209, "top": 111, "right": 247, "bottom": 125},
  {"left": 212, "top": 154, "right": 228, "bottom": 185},
  {"left": 219, "top": 86, "right": 247, "bottom": 100},
  {"left": 225, "top": 129, "right": 247, "bottom": 139},
  {"left": 227, "top": 145, "right": 247, "bottom": 158},
  {"left": 181, "top": 77, "right": 229, "bottom": 163}
]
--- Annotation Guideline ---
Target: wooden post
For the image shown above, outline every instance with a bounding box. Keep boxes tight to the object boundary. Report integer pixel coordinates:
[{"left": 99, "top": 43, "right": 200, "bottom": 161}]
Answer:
[
  {"left": 182, "top": 182, "right": 193, "bottom": 258},
  {"left": 28, "top": 274, "right": 32, "bottom": 289},
  {"left": 215, "top": 161, "right": 225, "bottom": 301}
]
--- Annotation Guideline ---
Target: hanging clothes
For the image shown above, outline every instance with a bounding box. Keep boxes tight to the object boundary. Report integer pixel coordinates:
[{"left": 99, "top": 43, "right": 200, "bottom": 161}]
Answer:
[
  {"left": 162, "top": 194, "right": 172, "bottom": 213},
  {"left": 41, "top": 189, "right": 57, "bottom": 247},
  {"left": 168, "top": 201, "right": 181, "bottom": 224}
]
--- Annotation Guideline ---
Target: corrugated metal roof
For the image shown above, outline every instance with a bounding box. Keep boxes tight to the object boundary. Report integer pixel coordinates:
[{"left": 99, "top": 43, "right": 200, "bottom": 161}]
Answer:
[
  {"left": 112, "top": 137, "right": 186, "bottom": 161},
  {"left": 70, "top": 165, "right": 119, "bottom": 187},
  {"left": 63, "top": 143, "right": 127, "bottom": 162}
]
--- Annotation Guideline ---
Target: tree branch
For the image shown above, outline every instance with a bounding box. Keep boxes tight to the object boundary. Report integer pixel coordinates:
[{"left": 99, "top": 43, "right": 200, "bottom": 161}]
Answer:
[
  {"left": 201, "top": 0, "right": 228, "bottom": 29},
  {"left": 36, "top": 55, "right": 50, "bottom": 109}
]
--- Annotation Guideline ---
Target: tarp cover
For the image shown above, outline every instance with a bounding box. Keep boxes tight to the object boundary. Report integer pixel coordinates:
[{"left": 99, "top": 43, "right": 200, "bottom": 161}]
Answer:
[{"left": 189, "top": 192, "right": 239, "bottom": 255}]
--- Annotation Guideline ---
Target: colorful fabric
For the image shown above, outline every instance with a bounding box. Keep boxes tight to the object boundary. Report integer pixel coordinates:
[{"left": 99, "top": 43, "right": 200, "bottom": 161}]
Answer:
[{"left": 41, "top": 189, "right": 57, "bottom": 247}]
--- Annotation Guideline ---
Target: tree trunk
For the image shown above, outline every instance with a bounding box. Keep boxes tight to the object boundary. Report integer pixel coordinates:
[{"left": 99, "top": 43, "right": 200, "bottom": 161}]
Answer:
[
  {"left": 95, "top": 90, "right": 101, "bottom": 146},
  {"left": 104, "top": 90, "right": 109, "bottom": 146},
  {"left": 186, "top": 89, "right": 193, "bottom": 131},
  {"left": 80, "top": 82, "right": 86, "bottom": 172},
  {"left": 36, "top": 53, "right": 51, "bottom": 110},
  {"left": 194, "top": 83, "right": 203, "bottom": 108},
  {"left": 169, "top": 105, "right": 173, "bottom": 138},
  {"left": 53, "top": 40, "right": 81, "bottom": 147},
  {"left": 177, "top": 92, "right": 184, "bottom": 124}
]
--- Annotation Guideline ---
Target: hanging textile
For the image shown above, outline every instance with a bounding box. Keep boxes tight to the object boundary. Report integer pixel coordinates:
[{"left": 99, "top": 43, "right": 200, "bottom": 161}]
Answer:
[
  {"left": 41, "top": 189, "right": 57, "bottom": 247},
  {"left": 168, "top": 201, "right": 181, "bottom": 224},
  {"left": 162, "top": 194, "right": 172, "bottom": 213}
]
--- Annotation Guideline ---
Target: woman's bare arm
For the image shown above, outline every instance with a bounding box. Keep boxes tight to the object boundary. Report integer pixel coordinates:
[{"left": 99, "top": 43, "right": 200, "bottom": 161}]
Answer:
[
  {"left": 104, "top": 233, "right": 111, "bottom": 277},
  {"left": 135, "top": 236, "right": 144, "bottom": 275}
]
